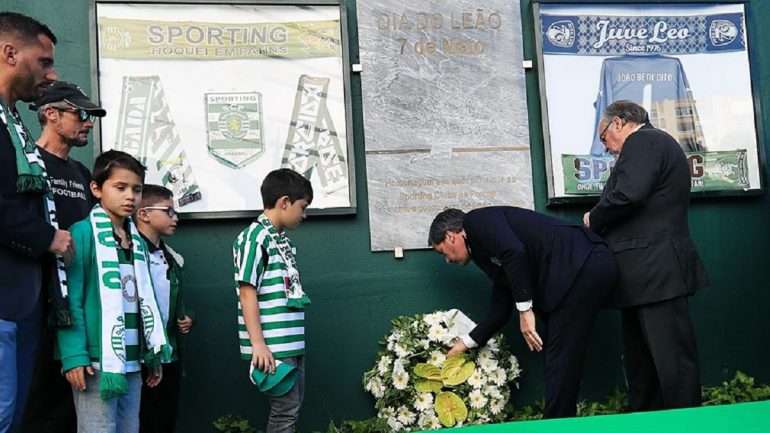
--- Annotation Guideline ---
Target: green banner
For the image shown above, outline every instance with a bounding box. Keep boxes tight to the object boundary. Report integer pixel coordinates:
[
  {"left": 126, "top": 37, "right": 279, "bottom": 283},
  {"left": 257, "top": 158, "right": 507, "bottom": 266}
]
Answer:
[
  {"left": 98, "top": 17, "right": 341, "bottom": 60},
  {"left": 562, "top": 150, "right": 749, "bottom": 195}
]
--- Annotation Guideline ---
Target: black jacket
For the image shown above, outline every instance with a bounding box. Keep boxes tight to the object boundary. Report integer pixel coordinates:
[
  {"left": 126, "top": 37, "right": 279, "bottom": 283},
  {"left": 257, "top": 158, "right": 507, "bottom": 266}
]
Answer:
[
  {"left": 0, "top": 117, "right": 56, "bottom": 320},
  {"left": 589, "top": 124, "right": 709, "bottom": 307},
  {"left": 464, "top": 206, "right": 606, "bottom": 345}
]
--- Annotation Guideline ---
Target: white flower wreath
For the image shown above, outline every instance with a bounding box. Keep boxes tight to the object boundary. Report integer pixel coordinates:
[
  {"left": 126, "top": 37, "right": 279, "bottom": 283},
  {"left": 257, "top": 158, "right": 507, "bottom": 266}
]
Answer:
[{"left": 363, "top": 310, "right": 522, "bottom": 431}]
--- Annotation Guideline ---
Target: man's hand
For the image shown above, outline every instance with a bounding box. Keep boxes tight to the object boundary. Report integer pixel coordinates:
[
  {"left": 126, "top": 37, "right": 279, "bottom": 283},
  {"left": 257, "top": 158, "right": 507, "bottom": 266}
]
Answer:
[
  {"left": 251, "top": 343, "right": 275, "bottom": 374},
  {"left": 519, "top": 310, "right": 543, "bottom": 352},
  {"left": 65, "top": 366, "right": 94, "bottom": 391},
  {"left": 447, "top": 339, "right": 469, "bottom": 357},
  {"left": 177, "top": 315, "right": 193, "bottom": 334},
  {"left": 146, "top": 365, "right": 163, "bottom": 388},
  {"left": 49, "top": 229, "right": 74, "bottom": 263},
  {"left": 582, "top": 211, "right": 591, "bottom": 228}
]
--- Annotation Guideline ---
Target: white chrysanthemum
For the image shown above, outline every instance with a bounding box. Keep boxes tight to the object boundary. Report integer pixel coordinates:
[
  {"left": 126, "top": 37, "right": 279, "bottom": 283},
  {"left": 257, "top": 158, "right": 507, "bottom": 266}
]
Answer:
[
  {"left": 378, "top": 356, "right": 392, "bottom": 375},
  {"left": 386, "top": 417, "right": 403, "bottom": 432},
  {"left": 468, "top": 389, "right": 488, "bottom": 409},
  {"left": 394, "top": 343, "right": 411, "bottom": 358},
  {"left": 423, "top": 312, "right": 443, "bottom": 327},
  {"left": 509, "top": 355, "right": 522, "bottom": 379},
  {"left": 427, "top": 350, "right": 446, "bottom": 367},
  {"left": 414, "top": 392, "right": 434, "bottom": 412},
  {"left": 486, "top": 338, "right": 500, "bottom": 352},
  {"left": 365, "top": 376, "right": 385, "bottom": 398},
  {"left": 491, "top": 367, "right": 507, "bottom": 386},
  {"left": 418, "top": 412, "right": 442, "bottom": 430},
  {"left": 482, "top": 384, "right": 502, "bottom": 399},
  {"left": 480, "top": 357, "right": 499, "bottom": 373},
  {"left": 388, "top": 331, "right": 403, "bottom": 343},
  {"left": 379, "top": 406, "right": 396, "bottom": 419},
  {"left": 392, "top": 358, "right": 406, "bottom": 374},
  {"left": 427, "top": 324, "right": 448, "bottom": 342},
  {"left": 467, "top": 369, "right": 486, "bottom": 388},
  {"left": 478, "top": 347, "right": 493, "bottom": 362},
  {"left": 392, "top": 370, "right": 409, "bottom": 390},
  {"left": 489, "top": 398, "right": 506, "bottom": 415},
  {"left": 396, "top": 406, "right": 416, "bottom": 426},
  {"left": 420, "top": 339, "right": 431, "bottom": 350}
]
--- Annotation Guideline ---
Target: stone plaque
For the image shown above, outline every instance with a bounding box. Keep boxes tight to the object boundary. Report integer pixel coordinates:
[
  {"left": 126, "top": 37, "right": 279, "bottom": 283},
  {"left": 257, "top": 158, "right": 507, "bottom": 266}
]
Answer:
[{"left": 358, "top": 0, "right": 534, "bottom": 251}]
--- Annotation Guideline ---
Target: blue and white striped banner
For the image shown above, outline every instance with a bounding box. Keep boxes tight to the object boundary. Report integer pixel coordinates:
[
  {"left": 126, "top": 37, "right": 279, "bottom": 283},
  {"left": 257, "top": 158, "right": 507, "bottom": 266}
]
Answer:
[{"left": 541, "top": 12, "right": 745, "bottom": 55}]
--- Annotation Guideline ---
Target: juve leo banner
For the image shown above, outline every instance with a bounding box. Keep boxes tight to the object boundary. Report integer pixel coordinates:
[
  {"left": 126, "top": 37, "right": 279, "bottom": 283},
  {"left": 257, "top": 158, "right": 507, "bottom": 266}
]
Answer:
[
  {"left": 96, "top": 3, "right": 353, "bottom": 214},
  {"left": 535, "top": 3, "right": 762, "bottom": 199}
]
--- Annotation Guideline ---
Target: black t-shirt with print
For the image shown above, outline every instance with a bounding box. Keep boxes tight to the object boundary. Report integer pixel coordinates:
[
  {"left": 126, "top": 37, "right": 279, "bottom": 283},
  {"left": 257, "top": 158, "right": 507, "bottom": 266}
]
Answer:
[{"left": 38, "top": 147, "right": 94, "bottom": 229}]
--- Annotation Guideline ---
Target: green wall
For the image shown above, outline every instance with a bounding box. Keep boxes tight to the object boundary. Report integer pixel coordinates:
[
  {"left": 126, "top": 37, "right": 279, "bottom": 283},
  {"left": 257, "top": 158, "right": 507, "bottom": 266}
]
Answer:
[{"left": 6, "top": 0, "right": 770, "bottom": 431}]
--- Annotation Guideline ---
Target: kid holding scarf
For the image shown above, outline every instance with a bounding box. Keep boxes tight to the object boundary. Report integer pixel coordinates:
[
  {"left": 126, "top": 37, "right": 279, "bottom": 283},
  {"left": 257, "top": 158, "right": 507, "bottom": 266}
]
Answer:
[{"left": 57, "top": 150, "right": 170, "bottom": 433}]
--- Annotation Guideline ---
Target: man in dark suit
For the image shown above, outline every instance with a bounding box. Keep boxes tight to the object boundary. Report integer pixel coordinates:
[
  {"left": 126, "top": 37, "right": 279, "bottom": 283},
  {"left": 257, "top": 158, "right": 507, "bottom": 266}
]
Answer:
[
  {"left": 584, "top": 100, "right": 708, "bottom": 411},
  {"left": 0, "top": 12, "right": 71, "bottom": 433},
  {"left": 429, "top": 206, "right": 618, "bottom": 418}
]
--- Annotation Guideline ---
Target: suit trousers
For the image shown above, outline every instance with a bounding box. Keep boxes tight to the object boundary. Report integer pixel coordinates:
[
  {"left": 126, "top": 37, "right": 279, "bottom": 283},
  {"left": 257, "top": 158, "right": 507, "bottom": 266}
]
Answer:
[
  {"left": 622, "top": 296, "right": 701, "bottom": 411},
  {"left": 541, "top": 245, "right": 617, "bottom": 419}
]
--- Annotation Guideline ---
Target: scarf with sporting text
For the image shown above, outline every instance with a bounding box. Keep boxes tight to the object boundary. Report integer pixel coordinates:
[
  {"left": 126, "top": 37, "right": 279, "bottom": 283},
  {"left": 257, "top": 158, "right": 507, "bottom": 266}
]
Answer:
[
  {"left": 89, "top": 205, "right": 171, "bottom": 399},
  {"left": 0, "top": 100, "right": 71, "bottom": 327}
]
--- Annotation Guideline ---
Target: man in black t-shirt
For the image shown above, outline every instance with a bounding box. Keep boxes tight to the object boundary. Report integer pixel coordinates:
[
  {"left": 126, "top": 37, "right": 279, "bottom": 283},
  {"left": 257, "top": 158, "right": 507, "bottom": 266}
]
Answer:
[
  {"left": 34, "top": 81, "right": 105, "bottom": 228},
  {"left": 22, "top": 81, "right": 105, "bottom": 433}
]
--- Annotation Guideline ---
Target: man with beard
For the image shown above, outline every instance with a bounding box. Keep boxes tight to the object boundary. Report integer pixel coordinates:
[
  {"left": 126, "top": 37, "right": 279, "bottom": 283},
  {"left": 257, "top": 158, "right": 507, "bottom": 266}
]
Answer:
[
  {"left": 21, "top": 81, "right": 105, "bottom": 433},
  {"left": 34, "top": 81, "right": 103, "bottom": 228},
  {"left": 0, "top": 12, "right": 70, "bottom": 433}
]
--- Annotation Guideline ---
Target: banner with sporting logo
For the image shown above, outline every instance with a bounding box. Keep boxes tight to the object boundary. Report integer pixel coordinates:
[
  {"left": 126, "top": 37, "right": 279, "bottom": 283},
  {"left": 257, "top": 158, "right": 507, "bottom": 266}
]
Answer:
[
  {"left": 95, "top": 3, "right": 354, "bottom": 214},
  {"left": 534, "top": 3, "right": 762, "bottom": 199}
]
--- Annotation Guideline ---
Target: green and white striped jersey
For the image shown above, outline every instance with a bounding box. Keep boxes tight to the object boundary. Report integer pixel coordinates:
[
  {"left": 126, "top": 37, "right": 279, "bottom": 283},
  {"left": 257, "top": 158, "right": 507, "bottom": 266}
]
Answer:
[{"left": 233, "top": 218, "right": 305, "bottom": 360}]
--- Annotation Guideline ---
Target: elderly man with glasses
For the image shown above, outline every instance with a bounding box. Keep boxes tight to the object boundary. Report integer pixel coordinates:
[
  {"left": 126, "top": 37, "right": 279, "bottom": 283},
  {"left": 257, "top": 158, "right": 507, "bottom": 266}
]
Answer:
[
  {"left": 584, "top": 100, "right": 709, "bottom": 413},
  {"left": 21, "top": 80, "right": 106, "bottom": 433}
]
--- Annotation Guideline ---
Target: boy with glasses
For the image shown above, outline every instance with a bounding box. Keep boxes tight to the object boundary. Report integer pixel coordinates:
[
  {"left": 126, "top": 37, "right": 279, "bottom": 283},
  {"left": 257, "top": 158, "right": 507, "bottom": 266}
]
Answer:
[{"left": 134, "top": 184, "right": 192, "bottom": 433}]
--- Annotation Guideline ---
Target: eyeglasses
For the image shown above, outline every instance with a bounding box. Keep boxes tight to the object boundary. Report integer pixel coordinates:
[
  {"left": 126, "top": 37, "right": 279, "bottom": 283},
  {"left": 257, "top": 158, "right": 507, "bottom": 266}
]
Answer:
[
  {"left": 599, "top": 120, "right": 613, "bottom": 144},
  {"left": 141, "top": 206, "right": 178, "bottom": 218},
  {"left": 60, "top": 108, "right": 95, "bottom": 123},
  {"left": 47, "top": 103, "right": 95, "bottom": 123}
]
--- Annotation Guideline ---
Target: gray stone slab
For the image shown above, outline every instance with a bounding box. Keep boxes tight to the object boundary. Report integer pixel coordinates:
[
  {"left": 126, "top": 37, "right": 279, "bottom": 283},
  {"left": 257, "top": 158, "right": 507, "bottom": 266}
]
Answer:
[{"left": 358, "top": 0, "right": 534, "bottom": 251}]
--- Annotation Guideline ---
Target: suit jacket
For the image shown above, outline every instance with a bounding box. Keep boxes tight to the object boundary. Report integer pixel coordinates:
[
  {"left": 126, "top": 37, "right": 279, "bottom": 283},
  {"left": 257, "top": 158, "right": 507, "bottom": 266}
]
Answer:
[
  {"left": 464, "top": 206, "right": 607, "bottom": 345},
  {"left": 0, "top": 116, "right": 56, "bottom": 321},
  {"left": 589, "top": 124, "right": 708, "bottom": 307}
]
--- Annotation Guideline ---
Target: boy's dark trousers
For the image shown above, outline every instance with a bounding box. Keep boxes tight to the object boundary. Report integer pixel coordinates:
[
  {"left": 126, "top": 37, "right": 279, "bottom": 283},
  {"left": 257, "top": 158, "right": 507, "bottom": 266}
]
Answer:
[
  {"left": 139, "top": 361, "right": 181, "bottom": 433},
  {"left": 266, "top": 356, "right": 305, "bottom": 433}
]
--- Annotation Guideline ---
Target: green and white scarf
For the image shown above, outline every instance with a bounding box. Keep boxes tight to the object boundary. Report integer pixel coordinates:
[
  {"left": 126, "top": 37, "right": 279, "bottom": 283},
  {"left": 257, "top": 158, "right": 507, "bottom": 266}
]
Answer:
[
  {"left": 89, "top": 205, "right": 170, "bottom": 399},
  {"left": 0, "top": 100, "right": 71, "bottom": 327},
  {"left": 257, "top": 213, "right": 310, "bottom": 309}
]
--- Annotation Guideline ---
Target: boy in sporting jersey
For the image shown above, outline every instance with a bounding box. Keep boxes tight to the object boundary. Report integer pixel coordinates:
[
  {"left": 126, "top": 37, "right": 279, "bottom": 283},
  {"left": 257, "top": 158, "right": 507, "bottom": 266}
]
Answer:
[{"left": 233, "top": 168, "right": 312, "bottom": 433}]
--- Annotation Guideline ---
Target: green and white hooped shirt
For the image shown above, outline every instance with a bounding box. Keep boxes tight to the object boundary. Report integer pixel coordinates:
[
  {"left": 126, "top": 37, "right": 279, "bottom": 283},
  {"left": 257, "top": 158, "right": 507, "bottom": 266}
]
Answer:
[{"left": 233, "top": 216, "right": 305, "bottom": 360}]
